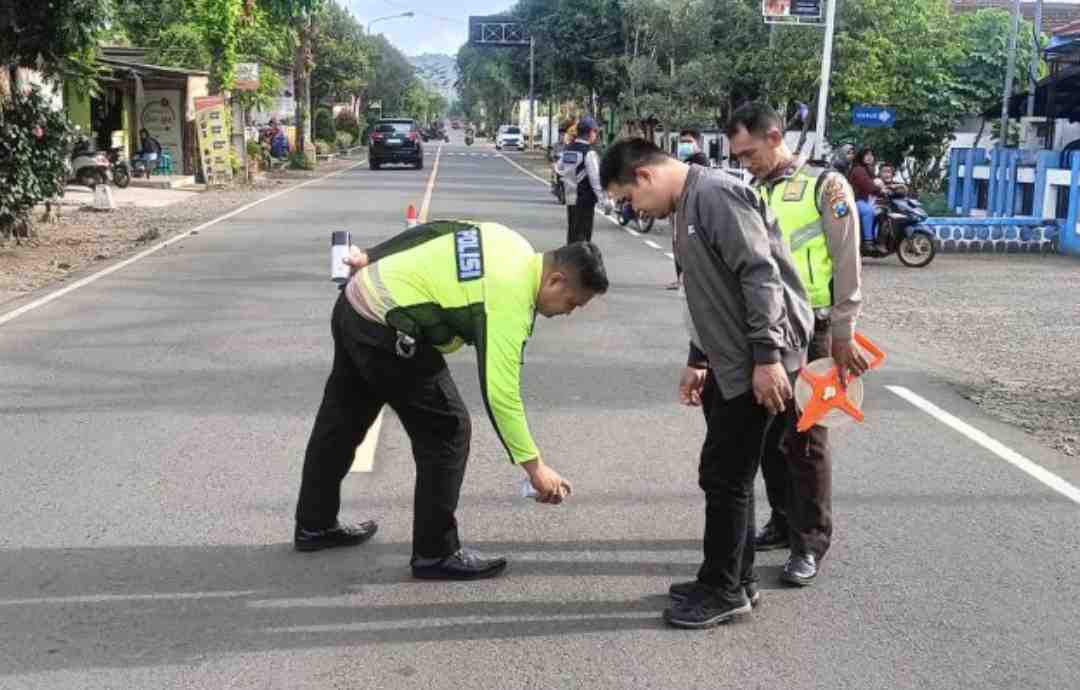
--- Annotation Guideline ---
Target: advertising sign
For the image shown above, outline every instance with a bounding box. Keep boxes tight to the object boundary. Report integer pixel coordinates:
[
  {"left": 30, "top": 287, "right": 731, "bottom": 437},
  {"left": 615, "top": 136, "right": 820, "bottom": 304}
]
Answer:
[
  {"left": 141, "top": 90, "right": 183, "bottom": 161},
  {"left": 194, "top": 96, "right": 232, "bottom": 185}
]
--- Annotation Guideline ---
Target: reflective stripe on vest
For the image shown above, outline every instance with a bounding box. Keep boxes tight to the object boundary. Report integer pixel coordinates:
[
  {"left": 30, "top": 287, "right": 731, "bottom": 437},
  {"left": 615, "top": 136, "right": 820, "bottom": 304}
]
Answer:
[{"left": 763, "top": 169, "right": 834, "bottom": 309}]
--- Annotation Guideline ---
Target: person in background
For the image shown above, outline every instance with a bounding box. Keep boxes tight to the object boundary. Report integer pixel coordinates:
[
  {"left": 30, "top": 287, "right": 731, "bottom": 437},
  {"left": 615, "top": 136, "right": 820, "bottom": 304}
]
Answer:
[
  {"left": 848, "top": 147, "right": 880, "bottom": 251},
  {"left": 132, "top": 128, "right": 162, "bottom": 175},
  {"left": 558, "top": 116, "right": 608, "bottom": 245},
  {"left": 678, "top": 129, "right": 710, "bottom": 167}
]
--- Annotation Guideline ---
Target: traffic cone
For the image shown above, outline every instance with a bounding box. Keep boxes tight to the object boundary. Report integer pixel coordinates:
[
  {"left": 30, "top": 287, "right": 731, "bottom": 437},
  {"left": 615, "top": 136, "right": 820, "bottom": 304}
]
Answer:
[{"left": 405, "top": 204, "right": 418, "bottom": 228}]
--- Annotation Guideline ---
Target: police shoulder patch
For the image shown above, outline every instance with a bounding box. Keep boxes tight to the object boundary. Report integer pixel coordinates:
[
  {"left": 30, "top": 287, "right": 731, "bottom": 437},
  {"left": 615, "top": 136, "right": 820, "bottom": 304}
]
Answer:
[
  {"left": 833, "top": 201, "right": 850, "bottom": 219},
  {"left": 454, "top": 228, "right": 484, "bottom": 281}
]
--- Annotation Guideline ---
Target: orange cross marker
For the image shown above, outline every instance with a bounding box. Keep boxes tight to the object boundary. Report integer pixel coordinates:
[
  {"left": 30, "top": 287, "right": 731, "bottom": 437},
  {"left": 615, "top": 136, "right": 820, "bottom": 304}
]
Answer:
[{"left": 796, "top": 333, "right": 886, "bottom": 433}]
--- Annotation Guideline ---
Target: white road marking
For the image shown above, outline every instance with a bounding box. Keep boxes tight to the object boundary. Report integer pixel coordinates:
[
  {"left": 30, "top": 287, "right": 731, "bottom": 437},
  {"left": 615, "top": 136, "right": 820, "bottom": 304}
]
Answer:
[
  {"left": 350, "top": 411, "right": 385, "bottom": 473},
  {"left": 664, "top": 252, "right": 674, "bottom": 259},
  {"left": 0, "top": 159, "right": 368, "bottom": 327},
  {"left": 350, "top": 146, "right": 444, "bottom": 474},
  {"left": 623, "top": 227, "right": 640, "bottom": 237},
  {"left": 643, "top": 240, "right": 662, "bottom": 250},
  {"left": 887, "top": 385, "right": 1080, "bottom": 506}
]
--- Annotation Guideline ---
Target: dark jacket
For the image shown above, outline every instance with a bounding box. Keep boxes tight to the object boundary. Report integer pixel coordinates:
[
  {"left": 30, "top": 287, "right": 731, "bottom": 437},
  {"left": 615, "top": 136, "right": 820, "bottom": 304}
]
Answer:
[{"left": 675, "top": 165, "right": 812, "bottom": 399}]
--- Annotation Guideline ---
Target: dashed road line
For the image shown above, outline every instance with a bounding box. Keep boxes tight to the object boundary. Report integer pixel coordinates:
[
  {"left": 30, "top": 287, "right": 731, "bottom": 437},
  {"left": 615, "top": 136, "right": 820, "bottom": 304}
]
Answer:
[
  {"left": 350, "top": 145, "right": 443, "bottom": 474},
  {"left": 497, "top": 152, "right": 672, "bottom": 258}
]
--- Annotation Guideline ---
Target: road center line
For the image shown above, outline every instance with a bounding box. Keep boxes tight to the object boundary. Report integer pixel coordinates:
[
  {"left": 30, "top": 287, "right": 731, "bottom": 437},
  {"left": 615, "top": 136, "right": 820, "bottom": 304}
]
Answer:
[
  {"left": 351, "top": 146, "right": 444, "bottom": 474},
  {"left": 419, "top": 145, "right": 443, "bottom": 222},
  {"left": 643, "top": 240, "right": 662, "bottom": 250},
  {"left": 0, "top": 158, "right": 368, "bottom": 328},
  {"left": 887, "top": 385, "right": 1080, "bottom": 506}
]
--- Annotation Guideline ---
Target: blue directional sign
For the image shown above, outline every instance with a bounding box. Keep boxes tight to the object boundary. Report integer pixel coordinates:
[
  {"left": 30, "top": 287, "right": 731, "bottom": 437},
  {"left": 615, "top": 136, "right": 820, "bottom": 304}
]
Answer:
[{"left": 853, "top": 105, "right": 897, "bottom": 128}]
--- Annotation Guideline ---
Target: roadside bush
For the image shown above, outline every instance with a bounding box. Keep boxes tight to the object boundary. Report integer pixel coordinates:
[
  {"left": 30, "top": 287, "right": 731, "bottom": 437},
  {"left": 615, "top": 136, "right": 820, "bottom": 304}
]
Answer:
[
  {"left": 0, "top": 87, "right": 75, "bottom": 242},
  {"left": 314, "top": 109, "right": 336, "bottom": 144},
  {"left": 288, "top": 149, "right": 315, "bottom": 170},
  {"left": 335, "top": 131, "right": 354, "bottom": 150},
  {"left": 334, "top": 111, "right": 361, "bottom": 142}
]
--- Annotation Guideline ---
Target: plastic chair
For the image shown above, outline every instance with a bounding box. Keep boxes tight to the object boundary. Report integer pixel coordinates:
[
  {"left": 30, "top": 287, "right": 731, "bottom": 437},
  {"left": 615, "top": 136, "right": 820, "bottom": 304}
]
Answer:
[{"left": 155, "top": 151, "right": 174, "bottom": 176}]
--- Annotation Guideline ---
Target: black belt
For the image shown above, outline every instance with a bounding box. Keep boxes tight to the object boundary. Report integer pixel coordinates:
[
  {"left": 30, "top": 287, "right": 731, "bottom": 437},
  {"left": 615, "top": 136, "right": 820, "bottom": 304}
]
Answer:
[{"left": 337, "top": 295, "right": 422, "bottom": 359}]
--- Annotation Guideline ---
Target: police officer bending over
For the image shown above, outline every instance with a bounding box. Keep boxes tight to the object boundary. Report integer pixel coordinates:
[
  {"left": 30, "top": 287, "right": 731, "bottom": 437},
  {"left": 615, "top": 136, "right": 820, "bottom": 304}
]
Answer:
[{"left": 293, "top": 222, "right": 608, "bottom": 581}]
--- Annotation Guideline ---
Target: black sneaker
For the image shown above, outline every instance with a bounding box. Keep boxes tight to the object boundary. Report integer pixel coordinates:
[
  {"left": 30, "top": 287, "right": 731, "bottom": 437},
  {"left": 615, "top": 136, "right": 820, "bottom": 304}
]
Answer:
[
  {"left": 294, "top": 520, "right": 378, "bottom": 552},
  {"left": 753, "top": 517, "right": 790, "bottom": 552},
  {"left": 411, "top": 548, "right": 508, "bottom": 581},
  {"left": 663, "top": 586, "right": 752, "bottom": 629},
  {"left": 669, "top": 580, "right": 761, "bottom": 607}
]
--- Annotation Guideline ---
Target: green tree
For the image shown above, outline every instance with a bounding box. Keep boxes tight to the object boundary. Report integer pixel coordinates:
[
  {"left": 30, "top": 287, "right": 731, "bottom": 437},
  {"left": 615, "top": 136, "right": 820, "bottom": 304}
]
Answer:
[
  {"left": 0, "top": 88, "right": 76, "bottom": 241},
  {"left": 258, "top": 0, "right": 324, "bottom": 153},
  {"left": 310, "top": 1, "right": 370, "bottom": 110},
  {"left": 1, "top": 0, "right": 111, "bottom": 97},
  {"left": 367, "top": 35, "right": 417, "bottom": 116},
  {"left": 827, "top": 0, "right": 1036, "bottom": 192}
]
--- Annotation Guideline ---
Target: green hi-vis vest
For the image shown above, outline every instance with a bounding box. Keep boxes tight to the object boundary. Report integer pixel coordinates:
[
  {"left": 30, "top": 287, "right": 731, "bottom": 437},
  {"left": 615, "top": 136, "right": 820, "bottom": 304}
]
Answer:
[{"left": 762, "top": 168, "right": 834, "bottom": 309}]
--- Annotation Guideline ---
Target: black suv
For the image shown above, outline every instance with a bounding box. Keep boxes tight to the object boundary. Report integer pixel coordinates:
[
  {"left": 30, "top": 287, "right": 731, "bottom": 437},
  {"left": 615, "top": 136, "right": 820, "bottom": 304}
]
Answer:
[{"left": 369, "top": 118, "right": 423, "bottom": 170}]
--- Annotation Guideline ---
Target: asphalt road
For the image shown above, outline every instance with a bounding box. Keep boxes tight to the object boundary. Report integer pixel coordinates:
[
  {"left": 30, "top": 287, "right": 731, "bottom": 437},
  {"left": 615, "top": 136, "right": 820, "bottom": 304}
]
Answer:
[{"left": 2, "top": 137, "right": 1079, "bottom": 689}]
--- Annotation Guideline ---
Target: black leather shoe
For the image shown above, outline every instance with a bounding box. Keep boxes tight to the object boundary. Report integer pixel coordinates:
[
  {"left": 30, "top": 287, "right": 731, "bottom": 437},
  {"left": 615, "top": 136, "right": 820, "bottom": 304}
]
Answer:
[
  {"left": 411, "top": 548, "right": 508, "bottom": 581},
  {"left": 669, "top": 580, "right": 760, "bottom": 607},
  {"left": 754, "top": 517, "right": 790, "bottom": 552},
  {"left": 780, "top": 552, "right": 818, "bottom": 586},
  {"left": 294, "top": 521, "right": 378, "bottom": 552},
  {"left": 663, "top": 586, "right": 752, "bottom": 629}
]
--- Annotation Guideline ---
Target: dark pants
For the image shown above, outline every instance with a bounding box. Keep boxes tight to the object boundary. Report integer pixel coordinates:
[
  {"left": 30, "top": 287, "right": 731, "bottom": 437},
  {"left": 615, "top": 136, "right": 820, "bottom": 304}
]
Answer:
[
  {"left": 760, "top": 320, "right": 834, "bottom": 558},
  {"left": 696, "top": 371, "right": 777, "bottom": 599},
  {"left": 566, "top": 201, "right": 595, "bottom": 244},
  {"left": 295, "top": 295, "right": 472, "bottom": 559}
]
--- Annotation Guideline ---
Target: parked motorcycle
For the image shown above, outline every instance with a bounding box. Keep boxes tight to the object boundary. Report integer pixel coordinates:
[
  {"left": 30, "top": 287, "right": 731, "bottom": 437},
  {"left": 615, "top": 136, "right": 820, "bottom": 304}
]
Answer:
[
  {"left": 464, "top": 128, "right": 475, "bottom": 146},
  {"left": 865, "top": 189, "right": 936, "bottom": 268},
  {"left": 67, "top": 138, "right": 111, "bottom": 188},
  {"left": 107, "top": 147, "right": 131, "bottom": 188},
  {"left": 550, "top": 167, "right": 565, "bottom": 204},
  {"left": 615, "top": 197, "right": 655, "bottom": 234}
]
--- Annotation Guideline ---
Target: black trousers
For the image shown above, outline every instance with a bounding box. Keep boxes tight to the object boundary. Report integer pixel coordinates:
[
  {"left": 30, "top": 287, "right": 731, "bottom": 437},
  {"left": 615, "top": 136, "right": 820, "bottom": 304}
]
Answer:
[
  {"left": 760, "top": 321, "right": 834, "bottom": 558},
  {"left": 295, "top": 295, "right": 472, "bottom": 559},
  {"left": 566, "top": 201, "right": 595, "bottom": 245},
  {"left": 696, "top": 371, "right": 781, "bottom": 599}
]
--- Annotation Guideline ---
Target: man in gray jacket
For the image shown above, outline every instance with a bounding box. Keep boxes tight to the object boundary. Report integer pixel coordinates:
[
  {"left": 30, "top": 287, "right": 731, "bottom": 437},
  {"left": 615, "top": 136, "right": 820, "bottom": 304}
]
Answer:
[{"left": 601, "top": 139, "right": 812, "bottom": 629}]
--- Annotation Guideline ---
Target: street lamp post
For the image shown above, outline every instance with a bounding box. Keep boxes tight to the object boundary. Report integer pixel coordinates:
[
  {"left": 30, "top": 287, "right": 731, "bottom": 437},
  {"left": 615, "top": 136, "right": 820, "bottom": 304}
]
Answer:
[{"left": 367, "top": 11, "right": 414, "bottom": 35}]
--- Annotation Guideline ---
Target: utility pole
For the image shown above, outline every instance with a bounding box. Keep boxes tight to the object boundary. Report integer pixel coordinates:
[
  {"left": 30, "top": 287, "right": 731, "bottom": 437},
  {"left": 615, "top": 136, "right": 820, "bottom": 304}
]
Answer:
[
  {"left": 1001, "top": 0, "right": 1022, "bottom": 147},
  {"left": 529, "top": 35, "right": 535, "bottom": 149},
  {"left": 812, "top": 0, "right": 837, "bottom": 159},
  {"left": 1028, "top": 0, "right": 1044, "bottom": 118}
]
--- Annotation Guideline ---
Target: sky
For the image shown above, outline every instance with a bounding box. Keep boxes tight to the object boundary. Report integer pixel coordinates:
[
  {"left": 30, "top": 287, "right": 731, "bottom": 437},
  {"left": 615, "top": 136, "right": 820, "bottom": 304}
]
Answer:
[
  {"left": 342, "top": 0, "right": 515, "bottom": 57},
  {"left": 343, "top": 0, "right": 1080, "bottom": 57}
]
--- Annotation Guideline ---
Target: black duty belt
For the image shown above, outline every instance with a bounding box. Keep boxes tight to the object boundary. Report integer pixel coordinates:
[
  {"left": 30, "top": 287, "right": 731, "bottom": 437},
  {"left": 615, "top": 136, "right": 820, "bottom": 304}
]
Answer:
[{"left": 338, "top": 295, "right": 422, "bottom": 360}]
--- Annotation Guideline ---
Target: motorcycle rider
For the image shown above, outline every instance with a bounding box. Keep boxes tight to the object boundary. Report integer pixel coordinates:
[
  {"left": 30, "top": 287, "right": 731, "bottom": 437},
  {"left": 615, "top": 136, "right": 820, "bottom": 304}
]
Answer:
[
  {"left": 848, "top": 147, "right": 881, "bottom": 252},
  {"left": 727, "top": 102, "right": 868, "bottom": 587}
]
